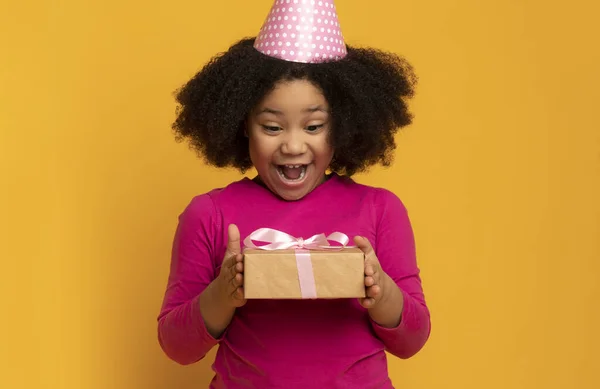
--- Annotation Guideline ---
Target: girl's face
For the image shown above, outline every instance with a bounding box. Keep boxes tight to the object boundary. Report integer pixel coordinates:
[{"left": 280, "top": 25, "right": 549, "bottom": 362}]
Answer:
[{"left": 247, "top": 79, "right": 334, "bottom": 201}]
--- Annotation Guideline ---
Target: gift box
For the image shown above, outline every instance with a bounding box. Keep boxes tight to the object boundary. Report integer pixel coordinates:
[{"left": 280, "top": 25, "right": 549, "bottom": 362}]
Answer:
[{"left": 242, "top": 228, "right": 366, "bottom": 299}]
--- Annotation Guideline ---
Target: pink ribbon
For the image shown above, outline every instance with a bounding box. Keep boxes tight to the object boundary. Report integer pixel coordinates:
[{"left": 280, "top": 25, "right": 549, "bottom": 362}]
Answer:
[{"left": 243, "top": 228, "right": 352, "bottom": 299}]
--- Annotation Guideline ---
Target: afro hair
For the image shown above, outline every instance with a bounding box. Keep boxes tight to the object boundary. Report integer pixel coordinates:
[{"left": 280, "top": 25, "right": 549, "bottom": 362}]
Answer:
[{"left": 172, "top": 37, "right": 417, "bottom": 176}]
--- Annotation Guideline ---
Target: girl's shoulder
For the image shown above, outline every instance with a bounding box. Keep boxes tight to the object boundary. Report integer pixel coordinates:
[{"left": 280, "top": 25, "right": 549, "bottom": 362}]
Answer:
[
  {"left": 173, "top": 178, "right": 258, "bottom": 237},
  {"left": 185, "top": 177, "right": 257, "bottom": 209},
  {"left": 331, "top": 174, "right": 406, "bottom": 206}
]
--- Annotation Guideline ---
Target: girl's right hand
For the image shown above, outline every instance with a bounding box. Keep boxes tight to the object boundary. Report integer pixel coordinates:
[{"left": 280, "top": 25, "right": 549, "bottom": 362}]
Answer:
[{"left": 216, "top": 224, "right": 246, "bottom": 308}]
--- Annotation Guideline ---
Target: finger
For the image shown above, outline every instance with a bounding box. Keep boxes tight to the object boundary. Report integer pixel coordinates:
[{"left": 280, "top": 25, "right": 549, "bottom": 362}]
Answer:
[
  {"left": 230, "top": 271, "right": 243, "bottom": 290},
  {"left": 367, "top": 284, "right": 381, "bottom": 300},
  {"left": 365, "top": 263, "right": 375, "bottom": 276},
  {"left": 235, "top": 260, "right": 244, "bottom": 274},
  {"left": 234, "top": 272, "right": 243, "bottom": 287},
  {"left": 354, "top": 236, "right": 375, "bottom": 259},
  {"left": 221, "top": 253, "right": 237, "bottom": 274},
  {"left": 371, "top": 262, "right": 380, "bottom": 283},
  {"left": 229, "top": 256, "right": 238, "bottom": 277},
  {"left": 226, "top": 224, "right": 241, "bottom": 257},
  {"left": 360, "top": 297, "right": 376, "bottom": 308},
  {"left": 233, "top": 287, "right": 245, "bottom": 301},
  {"left": 235, "top": 253, "right": 244, "bottom": 269},
  {"left": 364, "top": 275, "right": 375, "bottom": 287},
  {"left": 228, "top": 253, "right": 242, "bottom": 268},
  {"left": 226, "top": 254, "right": 243, "bottom": 278}
]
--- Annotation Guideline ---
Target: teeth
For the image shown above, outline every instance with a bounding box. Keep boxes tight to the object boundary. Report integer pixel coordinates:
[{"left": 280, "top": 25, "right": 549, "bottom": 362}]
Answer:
[{"left": 277, "top": 165, "right": 307, "bottom": 182}]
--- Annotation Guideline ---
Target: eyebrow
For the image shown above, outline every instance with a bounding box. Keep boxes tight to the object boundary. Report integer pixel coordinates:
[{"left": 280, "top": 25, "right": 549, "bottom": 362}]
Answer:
[{"left": 257, "top": 106, "right": 328, "bottom": 116}]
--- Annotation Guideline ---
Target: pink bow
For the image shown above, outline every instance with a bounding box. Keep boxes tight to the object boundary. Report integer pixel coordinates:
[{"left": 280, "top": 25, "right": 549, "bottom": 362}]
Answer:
[
  {"left": 243, "top": 228, "right": 351, "bottom": 250},
  {"left": 243, "top": 228, "right": 353, "bottom": 299}
]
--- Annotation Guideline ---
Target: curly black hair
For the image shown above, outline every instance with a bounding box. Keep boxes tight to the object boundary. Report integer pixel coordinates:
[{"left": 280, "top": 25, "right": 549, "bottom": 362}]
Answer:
[{"left": 172, "top": 37, "right": 417, "bottom": 176}]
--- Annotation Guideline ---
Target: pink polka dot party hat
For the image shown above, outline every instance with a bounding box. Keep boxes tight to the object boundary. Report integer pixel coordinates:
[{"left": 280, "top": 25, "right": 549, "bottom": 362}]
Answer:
[{"left": 253, "top": 0, "right": 348, "bottom": 63}]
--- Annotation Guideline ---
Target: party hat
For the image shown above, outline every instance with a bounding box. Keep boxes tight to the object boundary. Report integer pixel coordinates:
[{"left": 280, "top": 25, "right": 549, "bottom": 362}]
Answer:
[{"left": 253, "top": 0, "right": 347, "bottom": 63}]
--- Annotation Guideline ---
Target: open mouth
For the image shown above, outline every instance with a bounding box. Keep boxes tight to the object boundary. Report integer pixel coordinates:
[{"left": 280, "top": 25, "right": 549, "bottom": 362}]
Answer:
[{"left": 276, "top": 164, "right": 308, "bottom": 182}]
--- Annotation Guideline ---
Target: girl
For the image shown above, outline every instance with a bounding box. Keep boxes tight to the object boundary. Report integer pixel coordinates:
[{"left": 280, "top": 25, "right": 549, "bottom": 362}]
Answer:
[{"left": 157, "top": 1, "right": 431, "bottom": 387}]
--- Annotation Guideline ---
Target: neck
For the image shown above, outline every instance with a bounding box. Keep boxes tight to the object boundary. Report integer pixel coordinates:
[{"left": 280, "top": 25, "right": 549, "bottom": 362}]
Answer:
[{"left": 252, "top": 172, "right": 333, "bottom": 190}]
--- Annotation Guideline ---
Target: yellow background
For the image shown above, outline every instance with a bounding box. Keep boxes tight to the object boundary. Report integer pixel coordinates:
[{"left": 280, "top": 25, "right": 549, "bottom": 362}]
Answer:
[{"left": 1, "top": 0, "right": 599, "bottom": 388}]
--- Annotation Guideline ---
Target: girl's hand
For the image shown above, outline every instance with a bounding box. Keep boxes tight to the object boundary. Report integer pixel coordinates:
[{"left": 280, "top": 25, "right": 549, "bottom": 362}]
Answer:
[
  {"left": 354, "top": 236, "right": 392, "bottom": 309},
  {"left": 216, "top": 224, "right": 246, "bottom": 308}
]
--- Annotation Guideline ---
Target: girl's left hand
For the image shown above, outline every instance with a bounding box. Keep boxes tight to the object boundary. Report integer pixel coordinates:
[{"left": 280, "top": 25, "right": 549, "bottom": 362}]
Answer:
[{"left": 354, "top": 236, "right": 392, "bottom": 309}]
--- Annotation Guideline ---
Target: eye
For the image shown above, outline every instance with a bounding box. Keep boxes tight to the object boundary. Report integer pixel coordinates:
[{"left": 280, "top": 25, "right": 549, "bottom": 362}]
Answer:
[
  {"left": 306, "top": 124, "right": 324, "bottom": 132},
  {"left": 262, "top": 125, "right": 282, "bottom": 133}
]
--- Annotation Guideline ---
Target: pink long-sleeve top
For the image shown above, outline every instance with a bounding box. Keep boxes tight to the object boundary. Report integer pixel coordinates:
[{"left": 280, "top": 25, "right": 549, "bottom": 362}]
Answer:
[{"left": 157, "top": 174, "right": 431, "bottom": 388}]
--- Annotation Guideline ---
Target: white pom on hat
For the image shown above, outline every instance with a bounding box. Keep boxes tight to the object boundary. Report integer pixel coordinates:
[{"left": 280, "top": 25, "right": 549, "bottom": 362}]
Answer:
[{"left": 253, "top": 0, "right": 347, "bottom": 63}]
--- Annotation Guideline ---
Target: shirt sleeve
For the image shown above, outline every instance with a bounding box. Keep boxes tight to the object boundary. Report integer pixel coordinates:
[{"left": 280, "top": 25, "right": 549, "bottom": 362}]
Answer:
[
  {"left": 157, "top": 194, "right": 223, "bottom": 365},
  {"left": 370, "top": 188, "right": 431, "bottom": 359}
]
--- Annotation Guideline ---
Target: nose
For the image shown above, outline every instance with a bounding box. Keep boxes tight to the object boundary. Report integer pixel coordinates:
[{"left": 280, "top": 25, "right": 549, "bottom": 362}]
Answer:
[{"left": 280, "top": 129, "right": 307, "bottom": 155}]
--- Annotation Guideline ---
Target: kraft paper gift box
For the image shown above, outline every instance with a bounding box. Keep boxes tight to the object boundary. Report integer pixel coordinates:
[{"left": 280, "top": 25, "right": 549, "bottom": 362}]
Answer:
[{"left": 242, "top": 228, "right": 366, "bottom": 299}]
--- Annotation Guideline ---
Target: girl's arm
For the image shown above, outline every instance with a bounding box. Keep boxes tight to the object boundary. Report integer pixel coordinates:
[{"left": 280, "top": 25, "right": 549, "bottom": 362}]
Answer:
[
  {"left": 157, "top": 194, "right": 226, "bottom": 365},
  {"left": 369, "top": 188, "right": 432, "bottom": 359}
]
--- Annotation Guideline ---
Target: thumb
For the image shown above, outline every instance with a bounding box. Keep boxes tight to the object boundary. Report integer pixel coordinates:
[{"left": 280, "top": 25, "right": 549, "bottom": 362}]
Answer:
[
  {"left": 226, "top": 224, "right": 241, "bottom": 257},
  {"left": 354, "top": 236, "right": 375, "bottom": 258}
]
